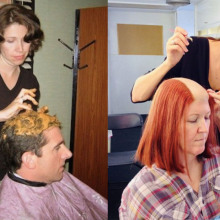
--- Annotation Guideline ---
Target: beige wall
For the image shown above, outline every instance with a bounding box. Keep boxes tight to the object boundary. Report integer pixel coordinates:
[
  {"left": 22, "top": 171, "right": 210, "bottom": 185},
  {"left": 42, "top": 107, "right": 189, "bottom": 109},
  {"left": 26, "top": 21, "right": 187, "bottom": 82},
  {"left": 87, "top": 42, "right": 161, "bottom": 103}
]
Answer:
[{"left": 34, "top": 0, "right": 106, "bottom": 154}]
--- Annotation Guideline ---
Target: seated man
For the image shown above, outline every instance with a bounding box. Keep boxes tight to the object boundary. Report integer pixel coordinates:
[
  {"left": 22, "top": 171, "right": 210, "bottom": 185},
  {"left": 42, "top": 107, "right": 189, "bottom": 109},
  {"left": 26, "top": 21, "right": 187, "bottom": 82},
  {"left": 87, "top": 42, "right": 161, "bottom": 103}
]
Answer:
[{"left": 0, "top": 109, "right": 107, "bottom": 220}]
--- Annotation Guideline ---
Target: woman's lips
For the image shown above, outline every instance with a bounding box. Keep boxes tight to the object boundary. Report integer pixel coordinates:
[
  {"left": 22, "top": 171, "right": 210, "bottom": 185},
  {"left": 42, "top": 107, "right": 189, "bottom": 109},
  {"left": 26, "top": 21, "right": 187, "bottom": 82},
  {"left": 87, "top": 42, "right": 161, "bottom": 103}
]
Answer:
[{"left": 14, "top": 55, "right": 24, "bottom": 60}]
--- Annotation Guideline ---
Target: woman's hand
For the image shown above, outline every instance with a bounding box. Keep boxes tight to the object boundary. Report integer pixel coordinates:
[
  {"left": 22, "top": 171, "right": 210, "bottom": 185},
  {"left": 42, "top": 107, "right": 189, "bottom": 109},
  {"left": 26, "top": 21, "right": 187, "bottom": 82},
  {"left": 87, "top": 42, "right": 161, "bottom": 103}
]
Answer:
[
  {"left": 165, "top": 26, "right": 191, "bottom": 68},
  {"left": 0, "top": 88, "right": 38, "bottom": 122},
  {"left": 131, "top": 26, "right": 191, "bottom": 103},
  {"left": 207, "top": 89, "right": 220, "bottom": 130}
]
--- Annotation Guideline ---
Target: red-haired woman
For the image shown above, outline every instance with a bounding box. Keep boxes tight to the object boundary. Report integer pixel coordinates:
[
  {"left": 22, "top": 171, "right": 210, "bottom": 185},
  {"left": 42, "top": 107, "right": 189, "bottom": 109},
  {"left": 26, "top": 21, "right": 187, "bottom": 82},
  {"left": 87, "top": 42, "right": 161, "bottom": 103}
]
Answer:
[{"left": 119, "top": 78, "right": 220, "bottom": 219}]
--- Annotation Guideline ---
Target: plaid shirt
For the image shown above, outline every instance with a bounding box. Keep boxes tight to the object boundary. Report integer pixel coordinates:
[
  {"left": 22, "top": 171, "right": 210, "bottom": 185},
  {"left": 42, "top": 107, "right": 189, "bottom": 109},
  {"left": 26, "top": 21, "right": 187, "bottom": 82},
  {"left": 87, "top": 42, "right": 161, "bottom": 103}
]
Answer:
[{"left": 119, "top": 152, "right": 220, "bottom": 219}]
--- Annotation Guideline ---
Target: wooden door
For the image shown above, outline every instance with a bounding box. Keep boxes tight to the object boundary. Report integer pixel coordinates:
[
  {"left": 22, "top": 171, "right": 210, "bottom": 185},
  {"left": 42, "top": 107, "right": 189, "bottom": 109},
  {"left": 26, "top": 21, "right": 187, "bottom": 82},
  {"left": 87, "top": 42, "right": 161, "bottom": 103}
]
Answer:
[{"left": 71, "top": 7, "right": 107, "bottom": 198}]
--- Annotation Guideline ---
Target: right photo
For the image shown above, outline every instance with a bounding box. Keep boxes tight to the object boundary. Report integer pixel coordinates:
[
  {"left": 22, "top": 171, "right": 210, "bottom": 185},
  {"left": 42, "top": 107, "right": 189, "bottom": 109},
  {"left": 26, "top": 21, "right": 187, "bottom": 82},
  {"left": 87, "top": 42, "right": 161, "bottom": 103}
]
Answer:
[{"left": 108, "top": 0, "right": 220, "bottom": 219}]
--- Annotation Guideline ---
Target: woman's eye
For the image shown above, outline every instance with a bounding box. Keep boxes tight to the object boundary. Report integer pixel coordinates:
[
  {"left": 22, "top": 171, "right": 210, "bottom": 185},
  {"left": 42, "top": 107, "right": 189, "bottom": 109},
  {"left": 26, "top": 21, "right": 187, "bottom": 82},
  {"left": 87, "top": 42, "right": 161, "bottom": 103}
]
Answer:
[{"left": 188, "top": 119, "right": 197, "bottom": 123}]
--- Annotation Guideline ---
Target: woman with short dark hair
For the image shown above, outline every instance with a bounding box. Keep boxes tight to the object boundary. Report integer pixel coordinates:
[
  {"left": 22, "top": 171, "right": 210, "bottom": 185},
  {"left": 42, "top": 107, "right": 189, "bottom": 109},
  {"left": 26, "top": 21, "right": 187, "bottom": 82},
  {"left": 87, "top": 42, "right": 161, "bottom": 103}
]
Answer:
[{"left": 0, "top": 4, "right": 44, "bottom": 180}]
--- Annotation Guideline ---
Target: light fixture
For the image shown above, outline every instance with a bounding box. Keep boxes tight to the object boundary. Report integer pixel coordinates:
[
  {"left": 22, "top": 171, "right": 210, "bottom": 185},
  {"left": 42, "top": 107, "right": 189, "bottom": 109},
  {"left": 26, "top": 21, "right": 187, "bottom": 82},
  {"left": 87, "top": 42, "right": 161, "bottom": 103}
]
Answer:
[{"left": 166, "top": 0, "right": 190, "bottom": 7}]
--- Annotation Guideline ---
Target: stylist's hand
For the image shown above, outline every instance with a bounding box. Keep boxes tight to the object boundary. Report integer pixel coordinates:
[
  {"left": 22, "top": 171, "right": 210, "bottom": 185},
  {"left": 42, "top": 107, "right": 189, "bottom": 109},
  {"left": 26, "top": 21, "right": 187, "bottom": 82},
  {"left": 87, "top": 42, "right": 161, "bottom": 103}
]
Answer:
[
  {"left": 165, "top": 26, "right": 191, "bottom": 68},
  {"left": 207, "top": 89, "right": 220, "bottom": 130},
  {"left": 0, "top": 88, "right": 38, "bottom": 122}
]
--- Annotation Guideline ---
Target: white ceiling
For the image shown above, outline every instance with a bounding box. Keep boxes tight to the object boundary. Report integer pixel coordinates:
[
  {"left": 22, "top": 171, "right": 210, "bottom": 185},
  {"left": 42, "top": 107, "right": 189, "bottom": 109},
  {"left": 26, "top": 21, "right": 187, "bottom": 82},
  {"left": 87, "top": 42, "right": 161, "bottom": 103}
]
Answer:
[{"left": 108, "top": 0, "right": 203, "bottom": 10}]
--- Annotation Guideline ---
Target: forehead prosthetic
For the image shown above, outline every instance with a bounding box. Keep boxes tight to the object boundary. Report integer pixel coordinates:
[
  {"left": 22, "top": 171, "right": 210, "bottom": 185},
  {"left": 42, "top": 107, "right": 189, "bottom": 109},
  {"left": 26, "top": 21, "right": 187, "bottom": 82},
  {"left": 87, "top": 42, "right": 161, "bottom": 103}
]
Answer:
[
  {"left": 2, "top": 109, "right": 60, "bottom": 137},
  {"left": 176, "top": 77, "right": 208, "bottom": 101}
]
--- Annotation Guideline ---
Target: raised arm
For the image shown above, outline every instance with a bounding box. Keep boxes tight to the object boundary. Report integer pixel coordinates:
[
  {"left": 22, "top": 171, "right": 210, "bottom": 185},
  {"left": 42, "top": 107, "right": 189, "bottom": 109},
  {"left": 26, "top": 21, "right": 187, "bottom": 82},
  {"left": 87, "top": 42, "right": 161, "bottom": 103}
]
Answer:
[{"left": 131, "top": 27, "right": 191, "bottom": 102}]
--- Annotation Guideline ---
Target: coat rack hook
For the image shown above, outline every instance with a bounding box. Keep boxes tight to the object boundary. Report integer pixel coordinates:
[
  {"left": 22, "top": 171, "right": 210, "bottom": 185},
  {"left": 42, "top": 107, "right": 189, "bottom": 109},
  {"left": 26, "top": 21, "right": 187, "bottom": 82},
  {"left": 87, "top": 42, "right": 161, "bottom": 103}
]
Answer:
[
  {"left": 79, "top": 40, "right": 96, "bottom": 52},
  {"left": 58, "top": 38, "right": 73, "bottom": 51},
  {"left": 63, "top": 64, "right": 73, "bottom": 69},
  {"left": 78, "top": 64, "right": 88, "bottom": 70}
]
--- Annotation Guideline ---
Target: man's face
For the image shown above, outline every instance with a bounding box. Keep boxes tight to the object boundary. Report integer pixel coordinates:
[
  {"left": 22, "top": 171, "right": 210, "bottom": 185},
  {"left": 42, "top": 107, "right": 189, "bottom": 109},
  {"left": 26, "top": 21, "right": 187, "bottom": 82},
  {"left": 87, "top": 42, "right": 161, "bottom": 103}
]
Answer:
[{"left": 35, "top": 127, "right": 72, "bottom": 184}]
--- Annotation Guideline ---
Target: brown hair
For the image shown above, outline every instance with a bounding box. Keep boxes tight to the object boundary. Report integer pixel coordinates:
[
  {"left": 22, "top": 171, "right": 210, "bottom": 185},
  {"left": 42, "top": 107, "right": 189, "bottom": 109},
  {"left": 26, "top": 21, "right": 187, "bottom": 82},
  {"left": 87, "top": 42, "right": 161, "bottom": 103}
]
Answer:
[{"left": 0, "top": 4, "right": 44, "bottom": 54}]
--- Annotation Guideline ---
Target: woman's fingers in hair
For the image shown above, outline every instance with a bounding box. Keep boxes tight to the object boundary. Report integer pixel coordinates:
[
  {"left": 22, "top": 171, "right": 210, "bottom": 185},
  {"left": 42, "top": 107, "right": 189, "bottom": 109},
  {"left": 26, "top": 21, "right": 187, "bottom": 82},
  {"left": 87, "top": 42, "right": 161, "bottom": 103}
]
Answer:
[
  {"left": 18, "top": 103, "right": 32, "bottom": 111},
  {"left": 17, "top": 88, "right": 38, "bottom": 105},
  {"left": 207, "top": 89, "right": 220, "bottom": 104},
  {"left": 18, "top": 88, "right": 37, "bottom": 98}
]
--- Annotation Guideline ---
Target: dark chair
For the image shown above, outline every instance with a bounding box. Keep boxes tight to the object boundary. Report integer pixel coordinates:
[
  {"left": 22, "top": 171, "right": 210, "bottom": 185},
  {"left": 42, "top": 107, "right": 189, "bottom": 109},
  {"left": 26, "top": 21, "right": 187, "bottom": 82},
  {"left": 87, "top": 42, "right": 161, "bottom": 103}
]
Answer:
[
  {"left": 108, "top": 113, "right": 144, "bottom": 153},
  {"left": 108, "top": 113, "right": 145, "bottom": 220}
]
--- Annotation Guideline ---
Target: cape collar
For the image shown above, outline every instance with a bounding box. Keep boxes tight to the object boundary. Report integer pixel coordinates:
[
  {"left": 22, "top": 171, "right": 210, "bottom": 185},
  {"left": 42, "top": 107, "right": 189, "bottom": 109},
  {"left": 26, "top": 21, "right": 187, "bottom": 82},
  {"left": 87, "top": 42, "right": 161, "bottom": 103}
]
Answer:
[{"left": 8, "top": 171, "right": 47, "bottom": 187}]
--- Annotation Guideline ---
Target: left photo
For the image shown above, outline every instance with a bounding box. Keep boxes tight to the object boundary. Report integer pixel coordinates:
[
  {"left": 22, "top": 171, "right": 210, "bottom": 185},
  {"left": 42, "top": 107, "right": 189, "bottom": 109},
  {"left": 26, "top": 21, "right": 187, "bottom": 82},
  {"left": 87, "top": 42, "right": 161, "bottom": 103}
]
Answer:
[{"left": 0, "top": 0, "right": 108, "bottom": 219}]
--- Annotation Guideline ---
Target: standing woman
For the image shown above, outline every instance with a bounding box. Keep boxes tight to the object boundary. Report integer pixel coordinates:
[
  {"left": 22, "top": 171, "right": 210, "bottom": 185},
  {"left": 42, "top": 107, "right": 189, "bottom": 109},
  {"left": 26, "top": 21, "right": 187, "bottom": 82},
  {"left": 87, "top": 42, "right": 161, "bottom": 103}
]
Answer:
[
  {"left": 131, "top": 27, "right": 220, "bottom": 132},
  {"left": 131, "top": 27, "right": 219, "bottom": 102},
  {"left": 0, "top": 4, "right": 44, "bottom": 179}
]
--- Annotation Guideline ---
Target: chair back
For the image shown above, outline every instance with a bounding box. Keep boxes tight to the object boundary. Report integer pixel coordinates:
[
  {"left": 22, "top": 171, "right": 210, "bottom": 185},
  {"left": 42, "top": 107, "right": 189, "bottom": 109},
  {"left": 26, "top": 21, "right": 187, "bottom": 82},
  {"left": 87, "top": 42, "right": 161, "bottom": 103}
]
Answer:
[
  {"left": 108, "top": 113, "right": 144, "bottom": 152},
  {"left": 108, "top": 113, "right": 143, "bottom": 130}
]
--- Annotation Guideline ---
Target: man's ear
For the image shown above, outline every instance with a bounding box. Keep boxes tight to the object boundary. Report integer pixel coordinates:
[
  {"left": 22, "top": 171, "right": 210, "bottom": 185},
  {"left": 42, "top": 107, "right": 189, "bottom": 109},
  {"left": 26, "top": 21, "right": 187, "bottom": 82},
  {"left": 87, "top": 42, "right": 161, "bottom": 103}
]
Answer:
[{"left": 21, "top": 152, "right": 36, "bottom": 169}]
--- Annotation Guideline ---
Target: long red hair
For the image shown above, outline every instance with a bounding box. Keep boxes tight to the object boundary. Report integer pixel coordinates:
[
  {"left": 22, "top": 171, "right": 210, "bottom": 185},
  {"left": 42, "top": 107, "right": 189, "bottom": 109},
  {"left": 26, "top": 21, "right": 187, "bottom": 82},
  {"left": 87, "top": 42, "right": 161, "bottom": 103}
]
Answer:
[{"left": 135, "top": 79, "right": 217, "bottom": 174}]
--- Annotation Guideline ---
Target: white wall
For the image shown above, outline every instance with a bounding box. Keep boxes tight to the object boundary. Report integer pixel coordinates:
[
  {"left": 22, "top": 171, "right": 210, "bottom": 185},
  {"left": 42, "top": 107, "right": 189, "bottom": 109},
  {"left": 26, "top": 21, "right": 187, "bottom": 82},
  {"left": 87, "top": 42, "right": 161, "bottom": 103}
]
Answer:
[
  {"left": 176, "top": 4, "right": 195, "bottom": 37},
  {"left": 108, "top": 7, "right": 176, "bottom": 114},
  {"left": 108, "top": 4, "right": 196, "bottom": 115},
  {"left": 195, "top": 0, "right": 220, "bottom": 37},
  {"left": 34, "top": 0, "right": 106, "bottom": 150}
]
